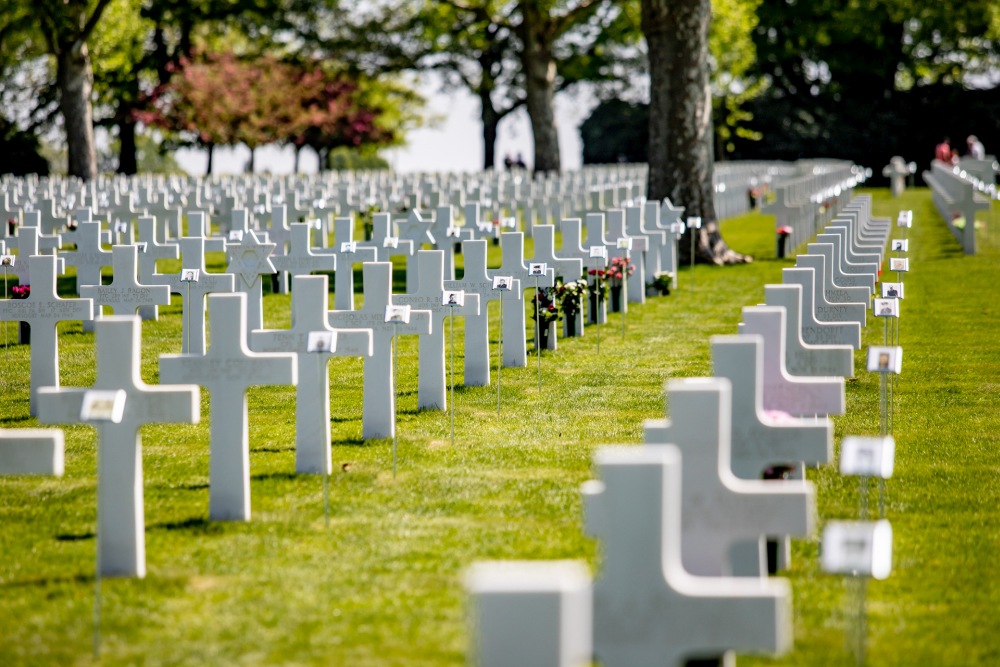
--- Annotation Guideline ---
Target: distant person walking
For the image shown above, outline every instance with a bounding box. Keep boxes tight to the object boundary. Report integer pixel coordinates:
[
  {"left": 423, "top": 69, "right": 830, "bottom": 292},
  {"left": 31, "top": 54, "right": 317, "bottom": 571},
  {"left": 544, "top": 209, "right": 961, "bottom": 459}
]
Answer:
[
  {"left": 967, "top": 135, "right": 986, "bottom": 160},
  {"left": 935, "top": 137, "right": 954, "bottom": 163}
]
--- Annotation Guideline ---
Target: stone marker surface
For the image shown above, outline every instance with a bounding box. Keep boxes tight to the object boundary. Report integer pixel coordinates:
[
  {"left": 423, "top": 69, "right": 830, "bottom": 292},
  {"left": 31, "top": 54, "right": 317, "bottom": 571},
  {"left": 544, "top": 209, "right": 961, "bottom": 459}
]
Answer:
[
  {"left": 81, "top": 245, "right": 171, "bottom": 318},
  {"left": 328, "top": 262, "right": 431, "bottom": 439},
  {"left": 782, "top": 268, "right": 861, "bottom": 348},
  {"left": 0, "top": 255, "right": 94, "bottom": 415},
  {"left": 160, "top": 294, "right": 296, "bottom": 521},
  {"left": 0, "top": 429, "right": 65, "bottom": 476},
  {"left": 466, "top": 560, "right": 592, "bottom": 667},
  {"left": 585, "top": 444, "right": 792, "bottom": 667},
  {"left": 762, "top": 284, "right": 854, "bottom": 377},
  {"left": 38, "top": 316, "right": 199, "bottom": 577},
  {"left": 643, "top": 377, "right": 814, "bottom": 578},
  {"left": 250, "top": 274, "right": 373, "bottom": 474},
  {"left": 394, "top": 250, "right": 479, "bottom": 410}
]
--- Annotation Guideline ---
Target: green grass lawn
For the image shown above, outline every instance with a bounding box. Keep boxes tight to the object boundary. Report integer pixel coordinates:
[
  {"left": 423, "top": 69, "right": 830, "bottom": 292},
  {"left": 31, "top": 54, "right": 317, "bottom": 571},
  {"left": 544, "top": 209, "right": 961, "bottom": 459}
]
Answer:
[{"left": 1, "top": 188, "right": 998, "bottom": 666}]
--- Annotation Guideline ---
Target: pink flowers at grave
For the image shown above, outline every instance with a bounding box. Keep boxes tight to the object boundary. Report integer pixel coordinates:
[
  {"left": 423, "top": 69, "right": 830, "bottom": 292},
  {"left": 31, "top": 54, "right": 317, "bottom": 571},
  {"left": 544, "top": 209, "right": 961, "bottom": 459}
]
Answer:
[{"left": 11, "top": 284, "right": 30, "bottom": 299}]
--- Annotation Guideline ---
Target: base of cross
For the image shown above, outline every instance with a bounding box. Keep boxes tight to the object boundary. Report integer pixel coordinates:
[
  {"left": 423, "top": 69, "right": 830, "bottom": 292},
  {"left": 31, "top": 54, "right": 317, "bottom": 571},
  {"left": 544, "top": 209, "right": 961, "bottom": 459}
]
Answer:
[{"left": 680, "top": 222, "right": 754, "bottom": 266}]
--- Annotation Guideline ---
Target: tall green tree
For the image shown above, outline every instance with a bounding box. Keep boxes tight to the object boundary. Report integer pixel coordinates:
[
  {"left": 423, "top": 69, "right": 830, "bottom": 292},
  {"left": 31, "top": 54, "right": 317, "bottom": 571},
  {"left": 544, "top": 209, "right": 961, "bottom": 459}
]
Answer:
[{"left": 5, "top": 0, "right": 115, "bottom": 180}]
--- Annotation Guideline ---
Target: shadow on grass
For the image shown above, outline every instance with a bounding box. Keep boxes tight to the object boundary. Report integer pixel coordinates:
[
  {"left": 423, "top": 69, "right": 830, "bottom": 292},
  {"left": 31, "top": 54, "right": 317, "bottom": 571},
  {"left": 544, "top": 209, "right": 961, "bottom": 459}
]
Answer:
[
  {"left": 55, "top": 531, "right": 95, "bottom": 542},
  {"left": 332, "top": 437, "right": 367, "bottom": 447},
  {"left": 150, "top": 516, "right": 223, "bottom": 534},
  {"left": 1, "top": 572, "right": 94, "bottom": 588},
  {"left": 250, "top": 471, "right": 298, "bottom": 482},
  {"left": 253, "top": 446, "right": 294, "bottom": 454}
]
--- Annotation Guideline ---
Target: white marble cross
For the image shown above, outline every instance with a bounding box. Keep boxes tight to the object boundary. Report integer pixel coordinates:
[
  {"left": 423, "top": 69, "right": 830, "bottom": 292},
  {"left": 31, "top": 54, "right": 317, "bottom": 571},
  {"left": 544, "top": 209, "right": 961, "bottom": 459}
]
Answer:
[
  {"left": 226, "top": 230, "right": 276, "bottom": 332},
  {"left": 186, "top": 211, "right": 226, "bottom": 252},
  {"left": 761, "top": 284, "right": 854, "bottom": 377},
  {"left": 444, "top": 240, "right": 519, "bottom": 386},
  {"left": 61, "top": 220, "right": 113, "bottom": 295},
  {"left": 643, "top": 377, "right": 815, "bottom": 578},
  {"left": 711, "top": 335, "right": 833, "bottom": 479},
  {"left": 0, "top": 255, "right": 94, "bottom": 415},
  {"left": 157, "top": 236, "right": 236, "bottom": 354},
  {"left": 526, "top": 224, "right": 586, "bottom": 337},
  {"left": 490, "top": 232, "right": 555, "bottom": 368},
  {"left": 327, "top": 217, "right": 375, "bottom": 310},
  {"left": 328, "top": 262, "right": 431, "bottom": 439},
  {"left": 9, "top": 224, "right": 64, "bottom": 286},
  {"left": 626, "top": 203, "right": 669, "bottom": 282},
  {"left": 737, "top": 311, "right": 845, "bottom": 417},
  {"left": 81, "top": 245, "right": 171, "bottom": 320},
  {"left": 466, "top": 560, "right": 592, "bottom": 667},
  {"left": 250, "top": 274, "right": 372, "bottom": 474},
  {"left": 394, "top": 249, "right": 480, "bottom": 410},
  {"left": 586, "top": 444, "right": 792, "bottom": 667},
  {"left": 605, "top": 209, "right": 647, "bottom": 305},
  {"left": 136, "top": 215, "right": 181, "bottom": 320},
  {"left": 797, "top": 250, "right": 870, "bottom": 305},
  {"left": 260, "top": 206, "right": 295, "bottom": 293},
  {"left": 272, "top": 221, "right": 340, "bottom": 298},
  {"left": 160, "top": 294, "right": 296, "bottom": 521},
  {"left": 814, "top": 232, "right": 877, "bottom": 290},
  {"left": 0, "top": 429, "right": 65, "bottom": 476},
  {"left": 782, "top": 267, "right": 861, "bottom": 348},
  {"left": 38, "top": 316, "right": 199, "bottom": 577}
]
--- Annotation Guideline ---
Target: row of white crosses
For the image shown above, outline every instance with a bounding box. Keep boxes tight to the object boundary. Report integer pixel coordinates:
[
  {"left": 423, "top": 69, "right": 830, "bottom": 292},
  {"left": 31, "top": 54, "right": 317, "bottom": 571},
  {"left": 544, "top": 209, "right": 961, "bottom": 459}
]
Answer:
[{"left": 465, "top": 194, "right": 904, "bottom": 666}]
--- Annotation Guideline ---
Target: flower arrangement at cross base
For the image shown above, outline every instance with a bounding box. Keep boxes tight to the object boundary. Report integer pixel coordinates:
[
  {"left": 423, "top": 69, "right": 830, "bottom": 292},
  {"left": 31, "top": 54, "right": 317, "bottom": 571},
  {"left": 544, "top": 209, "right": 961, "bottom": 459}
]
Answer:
[
  {"left": 649, "top": 271, "right": 673, "bottom": 296},
  {"left": 531, "top": 287, "right": 560, "bottom": 350},
  {"left": 554, "top": 278, "right": 587, "bottom": 337}
]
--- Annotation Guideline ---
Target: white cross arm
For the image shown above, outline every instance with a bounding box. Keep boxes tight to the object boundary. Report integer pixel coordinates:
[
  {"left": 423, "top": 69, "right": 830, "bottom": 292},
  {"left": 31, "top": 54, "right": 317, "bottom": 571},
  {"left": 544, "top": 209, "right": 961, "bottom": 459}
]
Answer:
[{"left": 0, "top": 429, "right": 65, "bottom": 476}]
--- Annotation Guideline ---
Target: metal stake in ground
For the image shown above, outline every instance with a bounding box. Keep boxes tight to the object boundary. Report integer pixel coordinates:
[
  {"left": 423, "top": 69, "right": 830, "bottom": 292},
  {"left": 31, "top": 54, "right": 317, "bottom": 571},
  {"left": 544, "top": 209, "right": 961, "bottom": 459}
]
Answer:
[
  {"left": 384, "top": 304, "right": 412, "bottom": 477},
  {"left": 306, "top": 330, "right": 337, "bottom": 527},
  {"left": 529, "top": 262, "right": 548, "bottom": 391},
  {"left": 492, "top": 276, "right": 512, "bottom": 415},
  {"left": 687, "top": 216, "right": 701, "bottom": 294},
  {"left": 1, "top": 254, "right": 12, "bottom": 365},
  {"left": 442, "top": 290, "right": 465, "bottom": 447}
]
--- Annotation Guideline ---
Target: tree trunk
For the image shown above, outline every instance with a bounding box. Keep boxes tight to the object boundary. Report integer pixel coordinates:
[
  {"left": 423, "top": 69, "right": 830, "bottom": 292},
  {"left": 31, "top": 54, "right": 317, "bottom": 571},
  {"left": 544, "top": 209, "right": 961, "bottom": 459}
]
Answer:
[
  {"left": 643, "top": 0, "right": 750, "bottom": 265},
  {"left": 57, "top": 42, "right": 98, "bottom": 181},
  {"left": 117, "top": 115, "right": 138, "bottom": 175},
  {"left": 206, "top": 143, "right": 215, "bottom": 175},
  {"left": 293, "top": 144, "right": 302, "bottom": 173},
  {"left": 480, "top": 89, "right": 501, "bottom": 171},
  {"left": 247, "top": 147, "right": 255, "bottom": 173},
  {"left": 519, "top": 6, "right": 560, "bottom": 173}
]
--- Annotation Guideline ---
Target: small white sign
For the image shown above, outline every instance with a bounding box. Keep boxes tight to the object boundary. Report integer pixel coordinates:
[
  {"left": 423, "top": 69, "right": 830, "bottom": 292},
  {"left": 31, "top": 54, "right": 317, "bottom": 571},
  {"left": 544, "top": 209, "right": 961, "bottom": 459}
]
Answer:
[
  {"left": 874, "top": 298, "right": 899, "bottom": 318},
  {"left": 881, "top": 283, "right": 903, "bottom": 299},
  {"left": 228, "top": 229, "right": 244, "bottom": 242},
  {"left": 80, "top": 389, "right": 127, "bottom": 424},
  {"left": 180, "top": 269, "right": 200, "bottom": 283},
  {"left": 135, "top": 242, "right": 148, "bottom": 254},
  {"left": 306, "top": 330, "right": 336, "bottom": 353},
  {"left": 669, "top": 222, "right": 685, "bottom": 235},
  {"left": 889, "top": 257, "right": 909, "bottom": 272},
  {"left": 500, "top": 216, "right": 516, "bottom": 229},
  {"left": 1, "top": 254, "right": 15, "bottom": 267},
  {"left": 588, "top": 246, "right": 607, "bottom": 259},
  {"left": 821, "top": 520, "right": 893, "bottom": 580},
  {"left": 867, "top": 346, "right": 903, "bottom": 374},
  {"left": 446, "top": 226, "right": 461, "bottom": 238},
  {"left": 891, "top": 239, "right": 908, "bottom": 252},
  {"left": 897, "top": 210, "right": 913, "bottom": 227},
  {"left": 476, "top": 221, "right": 493, "bottom": 233},
  {"left": 840, "top": 436, "right": 895, "bottom": 478},
  {"left": 383, "top": 236, "right": 399, "bottom": 249},
  {"left": 442, "top": 290, "right": 465, "bottom": 307},
  {"left": 616, "top": 237, "right": 633, "bottom": 250},
  {"left": 307, "top": 219, "right": 322, "bottom": 230},
  {"left": 340, "top": 241, "right": 356, "bottom": 253},
  {"left": 114, "top": 221, "right": 128, "bottom": 234},
  {"left": 384, "top": 304, "right": 411, "bottom": 324},
  {"left": 491, "top": 275, "right": 512, "bottom": 291},
  {"left": 686, "top": 216, "right": 702, "bottom": 229},
  {"left": 528, "top": 262, "right": 547, "bottom": 276}
]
